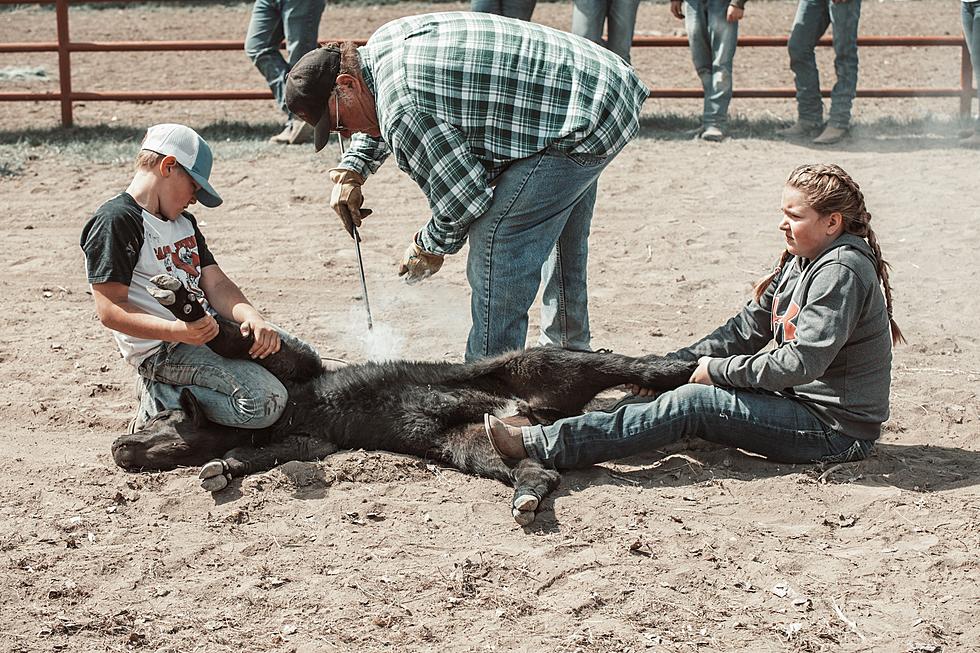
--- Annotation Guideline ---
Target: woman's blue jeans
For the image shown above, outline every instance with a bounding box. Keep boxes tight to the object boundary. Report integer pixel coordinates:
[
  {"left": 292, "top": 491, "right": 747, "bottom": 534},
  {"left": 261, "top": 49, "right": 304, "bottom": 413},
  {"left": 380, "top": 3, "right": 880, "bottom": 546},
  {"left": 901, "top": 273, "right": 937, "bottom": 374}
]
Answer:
[
  {"left": 572, "top": 0, "right": 641, "bottom": 63},
  {"left": 244, "top": 0, "right": 326, "bottom": 121},
  {"left": 787, "top": 0, "right": 862, "bottom": 129},
  {"left": 133, "top": 327, "right": 315, "bottom": 430},
  {"left": 470, "top": 0, "right": 536, "bottom": 20},
  {"left": 963, "top": 0, "right": 980, "bottom": 129},
  {"left": 464, "top": 146, "right": 621, "bottom": 362},
  {"left": 684, "top": 0, "right": 739, "bottom": 129},
  {"left": 522, "top": 383, "right": 874, "bottom": 470}
]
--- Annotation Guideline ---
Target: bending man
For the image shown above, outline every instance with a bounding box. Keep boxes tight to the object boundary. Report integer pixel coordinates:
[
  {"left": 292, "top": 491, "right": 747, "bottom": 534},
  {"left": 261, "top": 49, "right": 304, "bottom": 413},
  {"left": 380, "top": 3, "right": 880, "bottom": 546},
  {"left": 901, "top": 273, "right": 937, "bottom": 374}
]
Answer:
[{"left": 285, "top": 12, "right": 648, "bottom": 361}]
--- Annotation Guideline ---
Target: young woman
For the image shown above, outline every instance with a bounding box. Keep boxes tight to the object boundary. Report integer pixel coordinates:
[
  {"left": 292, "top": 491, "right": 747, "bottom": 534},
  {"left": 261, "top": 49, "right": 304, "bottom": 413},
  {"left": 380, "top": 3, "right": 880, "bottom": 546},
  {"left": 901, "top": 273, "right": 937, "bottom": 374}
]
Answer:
[{"left": 486, "top": 163, "right": 904, "bottom": 468}]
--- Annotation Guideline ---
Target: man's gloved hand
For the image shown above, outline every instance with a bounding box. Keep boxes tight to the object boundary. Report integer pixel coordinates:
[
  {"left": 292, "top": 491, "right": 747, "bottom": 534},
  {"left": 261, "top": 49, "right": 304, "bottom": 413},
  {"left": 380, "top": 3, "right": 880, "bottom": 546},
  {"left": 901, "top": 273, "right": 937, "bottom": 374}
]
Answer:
[
  {"left": 328, "top": 168, "right": 371, "bottom": 238},
  {"left": 398, "top": 231, "right": 444, "bottom": 285}
]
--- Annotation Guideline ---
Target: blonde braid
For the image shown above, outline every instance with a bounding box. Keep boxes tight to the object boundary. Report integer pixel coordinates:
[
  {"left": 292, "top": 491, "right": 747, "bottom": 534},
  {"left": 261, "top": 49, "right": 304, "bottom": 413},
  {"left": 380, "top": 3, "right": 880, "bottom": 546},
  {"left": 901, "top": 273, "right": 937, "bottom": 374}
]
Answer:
[{"left": 752, "top": 249, "right": 791, "bottom": 303}]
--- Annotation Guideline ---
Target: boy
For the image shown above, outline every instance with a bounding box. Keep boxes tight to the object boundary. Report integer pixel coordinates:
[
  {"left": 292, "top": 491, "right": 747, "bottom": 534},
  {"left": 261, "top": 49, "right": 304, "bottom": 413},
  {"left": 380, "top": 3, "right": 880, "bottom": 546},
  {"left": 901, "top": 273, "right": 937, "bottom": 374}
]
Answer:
[{"left": 81, "top": 123, "right": 301, "bottom": 431}]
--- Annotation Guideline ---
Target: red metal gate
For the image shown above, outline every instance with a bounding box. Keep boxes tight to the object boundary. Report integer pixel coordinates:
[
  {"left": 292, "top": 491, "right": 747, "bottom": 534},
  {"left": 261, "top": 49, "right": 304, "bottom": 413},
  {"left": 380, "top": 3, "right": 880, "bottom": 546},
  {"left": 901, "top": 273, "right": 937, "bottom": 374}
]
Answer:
[{"left": 0, "top": 0, "right": 974, "bottom": 127}]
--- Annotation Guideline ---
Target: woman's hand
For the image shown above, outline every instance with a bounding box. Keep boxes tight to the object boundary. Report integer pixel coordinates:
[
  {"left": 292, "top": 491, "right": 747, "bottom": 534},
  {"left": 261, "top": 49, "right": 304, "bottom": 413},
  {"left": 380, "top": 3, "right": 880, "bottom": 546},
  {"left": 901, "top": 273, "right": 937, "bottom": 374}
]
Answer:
[{"left": 689, "top": 356, "right": 716, "bottom": 385}]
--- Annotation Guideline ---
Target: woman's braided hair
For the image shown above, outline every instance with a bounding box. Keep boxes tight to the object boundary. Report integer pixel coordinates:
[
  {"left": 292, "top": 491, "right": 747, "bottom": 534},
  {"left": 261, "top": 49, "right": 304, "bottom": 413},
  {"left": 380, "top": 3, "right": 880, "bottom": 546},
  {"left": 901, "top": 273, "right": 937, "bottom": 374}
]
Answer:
[{"left": 752, "top": 164, "right": 905, "bottom": 345}]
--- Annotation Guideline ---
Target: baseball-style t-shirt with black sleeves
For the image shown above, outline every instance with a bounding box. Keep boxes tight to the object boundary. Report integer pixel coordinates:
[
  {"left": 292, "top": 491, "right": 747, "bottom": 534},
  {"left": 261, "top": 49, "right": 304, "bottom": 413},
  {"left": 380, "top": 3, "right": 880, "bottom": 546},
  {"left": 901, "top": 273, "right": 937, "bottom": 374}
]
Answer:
[{"left": 80, "top": 192, "right": 216, "bottom": 366}]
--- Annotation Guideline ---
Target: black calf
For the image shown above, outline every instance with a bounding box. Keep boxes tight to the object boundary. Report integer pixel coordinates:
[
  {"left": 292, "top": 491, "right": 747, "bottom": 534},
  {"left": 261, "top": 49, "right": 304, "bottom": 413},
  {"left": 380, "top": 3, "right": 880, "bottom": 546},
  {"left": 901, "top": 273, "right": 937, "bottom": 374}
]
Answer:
[{"left": 113, "top": 274, "right": 695, "bottom": 525}]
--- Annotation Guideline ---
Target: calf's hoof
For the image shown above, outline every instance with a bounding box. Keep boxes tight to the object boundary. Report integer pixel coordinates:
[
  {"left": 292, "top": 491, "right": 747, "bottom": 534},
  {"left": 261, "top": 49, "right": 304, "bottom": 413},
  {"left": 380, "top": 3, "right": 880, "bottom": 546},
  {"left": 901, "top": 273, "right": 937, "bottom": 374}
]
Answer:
[
  {"left": 513, "top": 508, "right": 535, "bottom": 527},
  {"left": 199, "top": 459, "right": 232, "bottom": 492}
]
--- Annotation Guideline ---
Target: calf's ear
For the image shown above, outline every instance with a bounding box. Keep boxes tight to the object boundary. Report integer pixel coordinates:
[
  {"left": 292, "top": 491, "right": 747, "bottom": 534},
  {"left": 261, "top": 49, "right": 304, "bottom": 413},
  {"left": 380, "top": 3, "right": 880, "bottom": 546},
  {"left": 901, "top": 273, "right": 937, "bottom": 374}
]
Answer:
[{"left": 178, "top": 388, "right": 208, "bottom": 427}]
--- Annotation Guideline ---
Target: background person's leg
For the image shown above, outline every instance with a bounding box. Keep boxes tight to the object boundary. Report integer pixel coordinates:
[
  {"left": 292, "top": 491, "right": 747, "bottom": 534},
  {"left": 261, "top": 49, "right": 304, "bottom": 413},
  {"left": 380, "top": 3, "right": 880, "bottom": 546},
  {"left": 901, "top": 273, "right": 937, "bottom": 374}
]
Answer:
[
  {"left": 500, "top": 0, "right": 536, "bottom": 20},
  {"left": 684, "top": 0, "right": 714, "bottom": 128},
  {"left": 787, "top": 0, "right": 830, "bottom": 124},
  {"left": 827, "top": 0, "right": 862, "bottom": 129},
  {"left": 963, "top": 1, "right": 980, "bottom": 133},
  {"left": 470, "top": 0, "right": 504, "bottom": 14},
  {"left": 706, "top": 0, "right": 739, "bottom": 130},
  {"left": 244, "top": 0, "right": 288, "bottom": 117},
  {"left": 572, "top": 0, "right": 609, "bottom": 50},
  {"left": 605, "top": 0, "right": 641, "bottom": 63}
]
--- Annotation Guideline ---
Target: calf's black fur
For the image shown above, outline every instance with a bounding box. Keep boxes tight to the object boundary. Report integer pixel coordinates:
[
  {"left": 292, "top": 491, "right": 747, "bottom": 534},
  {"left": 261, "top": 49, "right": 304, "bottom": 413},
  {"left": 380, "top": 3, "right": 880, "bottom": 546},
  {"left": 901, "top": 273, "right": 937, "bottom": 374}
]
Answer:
[{"left": 112, "top": 274, "right": 695, "bottom": 525}]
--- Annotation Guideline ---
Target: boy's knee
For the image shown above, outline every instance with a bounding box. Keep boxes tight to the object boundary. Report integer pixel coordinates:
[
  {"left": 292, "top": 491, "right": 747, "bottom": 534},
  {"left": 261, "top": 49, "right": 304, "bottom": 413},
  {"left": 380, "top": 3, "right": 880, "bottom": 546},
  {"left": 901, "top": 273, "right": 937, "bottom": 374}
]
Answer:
[{"left": 237, "top": 384, "right": 287, "bottom": 429}]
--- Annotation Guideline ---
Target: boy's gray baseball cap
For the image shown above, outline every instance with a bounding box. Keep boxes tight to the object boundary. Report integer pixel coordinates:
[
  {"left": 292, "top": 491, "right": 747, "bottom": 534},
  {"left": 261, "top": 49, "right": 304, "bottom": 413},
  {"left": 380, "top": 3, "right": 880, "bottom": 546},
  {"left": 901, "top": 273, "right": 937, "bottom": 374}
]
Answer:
[
  {"left": 284, "top": 46, "right": 342, "bottom": 153},
  {"left": 141, "top": 123, "right": 222, "bottom": 207}
]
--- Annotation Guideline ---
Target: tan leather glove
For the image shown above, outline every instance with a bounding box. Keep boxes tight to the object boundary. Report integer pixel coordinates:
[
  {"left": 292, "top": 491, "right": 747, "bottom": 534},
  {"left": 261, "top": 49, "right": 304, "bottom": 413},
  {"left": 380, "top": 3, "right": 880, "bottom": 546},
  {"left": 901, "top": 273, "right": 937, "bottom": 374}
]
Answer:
[
  {"left": 398, "top": 232, "right": 444, "bottom": 285},
  {"left": 328, "top": 168, "right": 371, "bottom": 237}
]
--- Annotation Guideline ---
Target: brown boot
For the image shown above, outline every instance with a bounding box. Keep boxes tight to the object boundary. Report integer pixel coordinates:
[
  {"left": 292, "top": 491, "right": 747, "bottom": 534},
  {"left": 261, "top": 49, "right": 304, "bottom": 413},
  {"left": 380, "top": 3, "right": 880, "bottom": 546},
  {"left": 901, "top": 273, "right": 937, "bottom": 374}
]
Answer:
[
  {"left": 776, "top": 119, "right": 822, "bottom": 138},
  {"left": 484, "top": 414, "right": 527, "bottom": 460},
  {"left": 812, "top": 124, "right": 849, "bottom": 145},
  {"left": 269, "top": 121, "right": 313, "bottom": 145}
]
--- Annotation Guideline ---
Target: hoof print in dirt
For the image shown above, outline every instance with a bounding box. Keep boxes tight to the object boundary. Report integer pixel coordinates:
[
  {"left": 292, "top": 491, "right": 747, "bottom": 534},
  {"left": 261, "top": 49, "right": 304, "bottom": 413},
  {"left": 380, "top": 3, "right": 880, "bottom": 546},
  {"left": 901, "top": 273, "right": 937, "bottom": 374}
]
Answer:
[
  {"left": 199, "top": 459, "right": 232, "bottom": 492},
  {"left": 147, "top": 274, "right": 206, "bottom": 321}
]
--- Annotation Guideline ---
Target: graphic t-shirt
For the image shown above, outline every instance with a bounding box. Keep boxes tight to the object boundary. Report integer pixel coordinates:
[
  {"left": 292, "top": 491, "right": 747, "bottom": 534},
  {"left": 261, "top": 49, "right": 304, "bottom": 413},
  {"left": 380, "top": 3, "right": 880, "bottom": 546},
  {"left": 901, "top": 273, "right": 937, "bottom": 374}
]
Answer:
[{"left": 80, "top": 193, "right": 216, "bottom": 366}]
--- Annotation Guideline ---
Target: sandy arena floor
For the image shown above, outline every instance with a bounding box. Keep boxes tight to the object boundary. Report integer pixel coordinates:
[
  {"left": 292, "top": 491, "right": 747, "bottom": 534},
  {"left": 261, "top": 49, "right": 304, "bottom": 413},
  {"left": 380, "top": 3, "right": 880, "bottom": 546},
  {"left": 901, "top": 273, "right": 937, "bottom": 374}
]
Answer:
[{"left": 1, "top": 1, "right": 978, "bottom": 652}]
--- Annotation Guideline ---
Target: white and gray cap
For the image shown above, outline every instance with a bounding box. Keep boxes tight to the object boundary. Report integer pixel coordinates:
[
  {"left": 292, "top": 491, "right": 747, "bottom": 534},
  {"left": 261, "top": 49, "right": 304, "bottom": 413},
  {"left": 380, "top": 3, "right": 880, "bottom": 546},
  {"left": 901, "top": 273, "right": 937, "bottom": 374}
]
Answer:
[{"left": 141, "top": 123, "right": 222, "bottom": 207}]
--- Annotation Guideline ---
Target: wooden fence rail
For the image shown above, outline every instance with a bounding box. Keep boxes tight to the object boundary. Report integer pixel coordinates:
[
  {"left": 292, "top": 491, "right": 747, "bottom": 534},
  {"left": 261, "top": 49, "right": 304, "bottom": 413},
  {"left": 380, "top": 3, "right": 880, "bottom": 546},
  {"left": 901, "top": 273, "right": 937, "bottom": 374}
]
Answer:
[{"left": 0, "top": 0, "right": 974, "bottom": 126}]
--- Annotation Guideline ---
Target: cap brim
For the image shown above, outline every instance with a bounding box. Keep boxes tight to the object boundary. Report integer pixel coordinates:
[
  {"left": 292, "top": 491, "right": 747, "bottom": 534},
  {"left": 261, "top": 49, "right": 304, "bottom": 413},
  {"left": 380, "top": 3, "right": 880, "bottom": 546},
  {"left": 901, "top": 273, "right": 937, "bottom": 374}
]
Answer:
[
  {"left": 187, "top": 169, "right": 222, "bottom": 208},
  {"left": 313, "top": 109, "right": 332, "bottom": 153}
]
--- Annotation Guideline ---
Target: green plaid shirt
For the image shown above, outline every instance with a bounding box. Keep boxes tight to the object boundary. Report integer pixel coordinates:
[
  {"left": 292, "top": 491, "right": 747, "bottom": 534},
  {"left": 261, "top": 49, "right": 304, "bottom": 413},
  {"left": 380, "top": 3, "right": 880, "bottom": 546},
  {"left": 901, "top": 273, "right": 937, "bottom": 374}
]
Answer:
[{"left": 339, "top": 12, "right": 649, "bottom": 255}]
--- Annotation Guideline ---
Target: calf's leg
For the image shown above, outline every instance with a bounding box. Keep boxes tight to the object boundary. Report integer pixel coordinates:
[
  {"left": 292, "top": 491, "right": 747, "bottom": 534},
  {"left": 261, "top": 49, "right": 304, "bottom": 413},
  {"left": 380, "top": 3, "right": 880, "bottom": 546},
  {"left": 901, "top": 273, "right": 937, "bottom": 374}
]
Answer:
[
  {"left": 146, "top": 274, "right": 324, "bottom": 384},
  {"left": 198, "top": 435, "right": 339, "bottom": 491},
  {"left": 435, "top": 422, "right": 560, "bottom": 526}
]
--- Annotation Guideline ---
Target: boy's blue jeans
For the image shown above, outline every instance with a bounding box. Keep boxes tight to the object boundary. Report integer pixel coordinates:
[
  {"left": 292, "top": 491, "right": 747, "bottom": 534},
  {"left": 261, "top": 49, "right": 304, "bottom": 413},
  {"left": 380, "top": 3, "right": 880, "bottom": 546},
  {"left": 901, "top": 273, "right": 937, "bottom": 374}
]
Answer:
[
  {"left": 133, "top": 327, "right": 313, "bottom": 430},
  {"left": 572, "top": 0, "right": 642, "bottom": 63},
  {"left": 470, "top": 0, "right": 536, "bottom": 20},
  {"left": 522, "top": 383, "right": 874, "bottom": 470},
  {"left": 787, "top": 0, "right": 862, "bottom": 129},
  {"left": 963, "top": 0, "right": 980, "bottom": 130},
  {"left": 244, "top": 0, "right": 326, "bottom": 121},
  {"left": 684, "top": 0, "right": 739, "bottom": 129},
  {"left": 464, "top": 146, "right": 621, "bottom": 362}
]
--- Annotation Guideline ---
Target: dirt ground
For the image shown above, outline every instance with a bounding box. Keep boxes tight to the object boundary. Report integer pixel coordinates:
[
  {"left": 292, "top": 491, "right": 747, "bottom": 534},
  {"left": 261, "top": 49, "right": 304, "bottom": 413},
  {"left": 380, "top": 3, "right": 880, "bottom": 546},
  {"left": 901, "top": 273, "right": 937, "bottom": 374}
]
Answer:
[{"left": 1, "top": 1, "right": 978, "bottom": 652}]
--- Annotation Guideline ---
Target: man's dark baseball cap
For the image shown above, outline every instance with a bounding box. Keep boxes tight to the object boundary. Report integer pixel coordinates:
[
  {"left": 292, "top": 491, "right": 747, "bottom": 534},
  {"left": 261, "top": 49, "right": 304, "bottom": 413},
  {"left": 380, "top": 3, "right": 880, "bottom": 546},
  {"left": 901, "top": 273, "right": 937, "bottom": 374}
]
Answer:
[{"left": 284, "top": 46, "right": 342, "bottom": 153}]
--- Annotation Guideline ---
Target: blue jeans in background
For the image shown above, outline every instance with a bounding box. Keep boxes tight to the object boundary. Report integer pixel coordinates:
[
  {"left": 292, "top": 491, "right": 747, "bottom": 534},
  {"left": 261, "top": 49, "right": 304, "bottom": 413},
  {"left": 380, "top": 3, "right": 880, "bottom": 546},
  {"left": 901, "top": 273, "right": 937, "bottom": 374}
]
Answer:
[
  {"left": 464, "top": 146, "right": 622, "bottom": 362},
  {"left": 787, "top": 0, "right": 862, "bottom": 129},
  {"left": 245, "top": 0, "right": 326, "bottom": 122},
  {"left": 572, "top": 0, "right": 641, "bottom": 63},
  {"left": 522, "top": 383, "right": 874, "bottom": 469},
  {"left": 470, "top": 0, "right": 536, "bottom": 20},
  {"left": 134, "top": 327, "right": 316, "bottom": 429},
  {"left": 684, "top": 0, "right": 739, "bottom": 129},
  {"left": 963, "top": 0, "right": 980, "bottom": 130}
]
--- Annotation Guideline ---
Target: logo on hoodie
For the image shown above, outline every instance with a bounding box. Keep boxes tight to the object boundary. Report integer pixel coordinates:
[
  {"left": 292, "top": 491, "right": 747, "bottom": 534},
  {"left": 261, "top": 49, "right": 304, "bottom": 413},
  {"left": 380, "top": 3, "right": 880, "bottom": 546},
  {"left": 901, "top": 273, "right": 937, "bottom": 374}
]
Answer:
[{"left": 772, "top": 295, "right": 800, "bottom": 342}]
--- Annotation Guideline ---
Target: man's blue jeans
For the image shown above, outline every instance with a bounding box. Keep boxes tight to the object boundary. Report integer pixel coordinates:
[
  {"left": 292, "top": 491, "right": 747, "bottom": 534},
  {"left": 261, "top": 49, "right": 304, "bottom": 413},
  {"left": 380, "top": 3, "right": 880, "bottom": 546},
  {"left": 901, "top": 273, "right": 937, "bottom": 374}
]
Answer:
[
  {"left": 684, "top": 0, "right": 739, "bottom": 129},
  {"left": 464, "top": 146, "right": 620, "bottom": 362},
  {"left": 963, "top": 0, "right": 980, "bottom": 130},
  {"left": 787, "top": 0, "right": 862, "bottom": 129},
  {"left": 244, "top": 0, "right": 326, "bottom": 122},
  {"left": 133, "top": 327, "right": 316, "bottom": 429},
  {"left": 522, "top": 383, "right": 874, "bottom": 469},
  {"left": 470, "top": 0, "right": 536, "bottom": 20},
  {"left": 572, "top": 0, "right": 641, "bottom": 63}
]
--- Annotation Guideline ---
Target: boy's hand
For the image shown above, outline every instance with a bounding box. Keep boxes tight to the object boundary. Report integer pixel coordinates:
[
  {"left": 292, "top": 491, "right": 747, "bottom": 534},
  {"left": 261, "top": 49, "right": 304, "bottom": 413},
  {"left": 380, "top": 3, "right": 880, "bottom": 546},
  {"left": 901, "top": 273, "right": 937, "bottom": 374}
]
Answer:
[
  {"left": 171, "top": 315, "right": 219, "bottom": 346},
  {"left": 690, "top": 356, "right": 716, "bottom": 385},
  {"left": 670, "top": 0, "right": 684, "bottom": 19},
  {"left": 727, "top": 5, "right": 743, "bottom": 22},
  {"left": 241, "top": 318, "right": 281, "bottom": 359}
]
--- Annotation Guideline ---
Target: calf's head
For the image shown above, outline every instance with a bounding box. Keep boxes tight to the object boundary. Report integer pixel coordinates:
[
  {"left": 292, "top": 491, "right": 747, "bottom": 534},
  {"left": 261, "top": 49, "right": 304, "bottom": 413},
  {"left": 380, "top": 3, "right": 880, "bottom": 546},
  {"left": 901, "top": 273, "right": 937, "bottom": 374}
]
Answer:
[{"left": 112, "top": 389, "right": 238, "bottom": 471}]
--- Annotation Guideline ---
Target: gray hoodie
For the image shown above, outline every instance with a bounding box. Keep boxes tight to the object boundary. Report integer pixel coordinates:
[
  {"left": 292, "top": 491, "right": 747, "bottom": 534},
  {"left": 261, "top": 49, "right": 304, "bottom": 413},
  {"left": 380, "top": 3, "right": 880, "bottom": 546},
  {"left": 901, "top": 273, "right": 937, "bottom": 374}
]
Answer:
[{"left": 672, "top": 233, "right": 892, "bottom": 440}]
